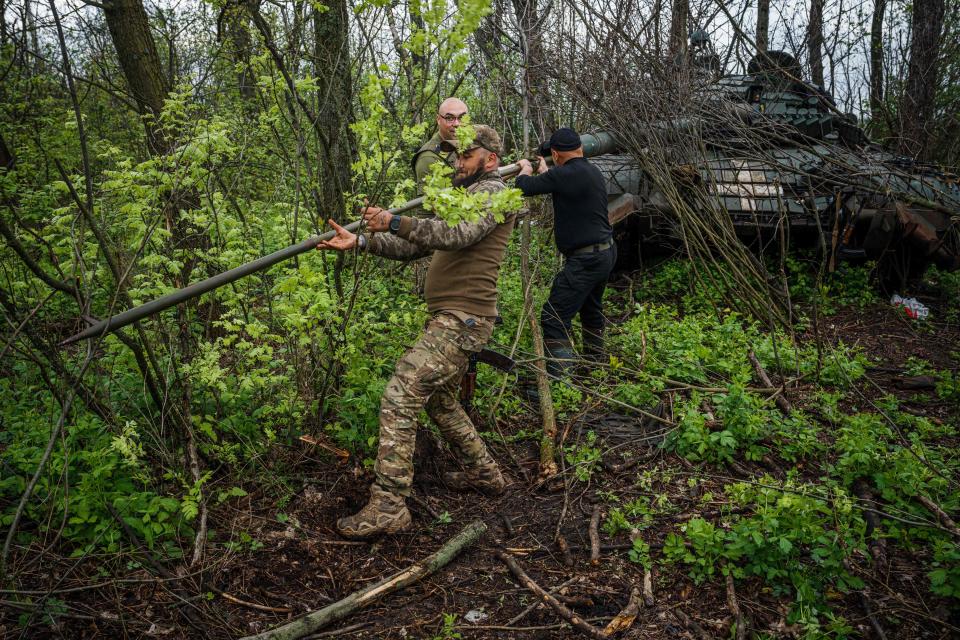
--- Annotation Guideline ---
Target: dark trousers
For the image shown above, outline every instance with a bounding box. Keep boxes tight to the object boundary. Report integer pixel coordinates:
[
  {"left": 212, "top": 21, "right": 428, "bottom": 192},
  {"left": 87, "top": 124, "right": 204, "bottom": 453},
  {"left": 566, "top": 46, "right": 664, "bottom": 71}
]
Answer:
[{"left": 541, "top": 245, "right": 616, "bottom": 341}]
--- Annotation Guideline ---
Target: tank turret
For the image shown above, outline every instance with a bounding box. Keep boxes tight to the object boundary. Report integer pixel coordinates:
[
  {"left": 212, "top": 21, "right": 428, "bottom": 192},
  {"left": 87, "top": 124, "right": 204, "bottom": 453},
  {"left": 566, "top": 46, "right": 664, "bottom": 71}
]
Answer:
[{"left": 582, "top": 53, "right": 960, "bottom": 289}]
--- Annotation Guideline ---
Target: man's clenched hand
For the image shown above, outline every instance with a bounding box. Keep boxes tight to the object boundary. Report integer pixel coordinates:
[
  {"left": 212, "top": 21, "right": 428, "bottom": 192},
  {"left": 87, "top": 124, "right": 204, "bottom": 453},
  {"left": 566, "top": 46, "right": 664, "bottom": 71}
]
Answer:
[{"left": 362, "top": 206, "right": 393, "bottom": 232}]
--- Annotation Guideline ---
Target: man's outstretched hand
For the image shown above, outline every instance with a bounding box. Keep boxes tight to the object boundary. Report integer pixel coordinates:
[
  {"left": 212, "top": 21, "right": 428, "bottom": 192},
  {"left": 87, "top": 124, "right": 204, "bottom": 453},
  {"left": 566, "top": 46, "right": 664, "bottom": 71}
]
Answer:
[{"left": 316, "top": 219, "right": 357, "bottom": 251}]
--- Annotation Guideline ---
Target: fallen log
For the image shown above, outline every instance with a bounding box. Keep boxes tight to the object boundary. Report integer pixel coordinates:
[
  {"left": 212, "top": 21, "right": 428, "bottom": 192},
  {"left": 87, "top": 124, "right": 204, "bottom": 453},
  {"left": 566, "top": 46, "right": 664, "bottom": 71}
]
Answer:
[
  {"left": 496, "top": 550, "right": 607, "bottom": 640},
  {"left": 240, "top": 520, "right": 487, "bottom": 640}
]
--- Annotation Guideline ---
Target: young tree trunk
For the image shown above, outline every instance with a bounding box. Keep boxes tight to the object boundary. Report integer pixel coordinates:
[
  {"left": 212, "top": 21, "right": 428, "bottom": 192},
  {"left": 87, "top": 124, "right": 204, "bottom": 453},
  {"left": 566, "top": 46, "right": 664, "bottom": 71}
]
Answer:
[
  {"left": 899, "top": 0, "right": 945, "bottom": 160},
  {"left": 869, "top": 0, "right": 887, "bottom": 120},
  {"left": 102, "top": 0, "right": 171, "bottom": 154},
  {"left": 516, "top": 2, "right": 558, "bottom": 478},
  {"left": 475, "top": 0, "right": 504, "bottom": 62},
  {"left": 512, "top": 0, "right": 556, "bottom": 135},
  {"left": 668, "top": 0, "right": 688, "bottom": 61},
  {"left": 521, "top": 217, "right": 558, "bottom": 478},
  {"left": 219, "top": 0, "right": 256, "bottom": 103},
  {"left": 313, "top": 0, "right": 353, "bottom": 219},
  {"left": 102, "top": 0, "right": 210, "bottom": 565},
  {"left": 755, "top": 0, "right": 770, "bottom": 54},
  {"left": 808, "top": 0, "right": 825, "bottom": 86}
]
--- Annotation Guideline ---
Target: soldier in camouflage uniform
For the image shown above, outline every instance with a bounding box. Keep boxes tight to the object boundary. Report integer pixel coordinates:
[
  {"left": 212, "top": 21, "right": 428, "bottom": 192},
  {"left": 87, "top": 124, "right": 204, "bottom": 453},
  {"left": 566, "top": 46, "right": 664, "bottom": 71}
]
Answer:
[
  {"left": 412, "top": 97, "right": 468, "bottom": 194},
  {"left": 317, "top": 125, "right": 520, "bottom": 539}
]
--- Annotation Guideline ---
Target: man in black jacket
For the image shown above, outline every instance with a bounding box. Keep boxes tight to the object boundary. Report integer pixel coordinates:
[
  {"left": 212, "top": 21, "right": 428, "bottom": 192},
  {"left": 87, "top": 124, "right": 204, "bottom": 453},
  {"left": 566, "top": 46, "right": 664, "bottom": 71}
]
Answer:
[{"left": 516, "top": 128, "right": 615, "bottom": 374}]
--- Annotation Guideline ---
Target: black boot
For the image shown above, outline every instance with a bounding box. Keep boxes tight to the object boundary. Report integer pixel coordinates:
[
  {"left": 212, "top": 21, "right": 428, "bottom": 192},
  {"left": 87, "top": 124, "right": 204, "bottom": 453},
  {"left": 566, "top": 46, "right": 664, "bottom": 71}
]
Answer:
[
  {"left": 544, "top": 339, "right": 576, "bottom": 378},
  {"left": 582, "top": 326, "right": 606, "bottom": 365}
]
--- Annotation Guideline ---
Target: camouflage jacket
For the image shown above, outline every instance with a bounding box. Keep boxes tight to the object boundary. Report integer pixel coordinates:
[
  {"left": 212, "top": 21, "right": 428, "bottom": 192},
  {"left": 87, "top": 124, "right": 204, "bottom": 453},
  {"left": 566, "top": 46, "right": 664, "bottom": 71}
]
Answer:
[
  {"left": 366, "top": 172, "right": 512, "bottom": 260},
  {"left": 365, "top": 171, "right": 520, "bottom": 317}
]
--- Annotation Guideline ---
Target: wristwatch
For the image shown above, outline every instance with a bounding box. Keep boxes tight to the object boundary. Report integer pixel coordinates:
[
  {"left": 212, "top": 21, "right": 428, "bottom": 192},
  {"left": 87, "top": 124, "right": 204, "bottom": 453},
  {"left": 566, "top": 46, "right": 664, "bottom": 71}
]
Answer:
[{"left": 388, "top": 214, "right": 402, "bottom": 234}]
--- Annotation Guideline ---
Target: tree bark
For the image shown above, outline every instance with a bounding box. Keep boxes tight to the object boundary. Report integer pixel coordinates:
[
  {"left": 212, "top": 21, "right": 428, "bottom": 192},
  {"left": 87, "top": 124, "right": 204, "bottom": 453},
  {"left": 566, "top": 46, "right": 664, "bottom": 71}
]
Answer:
[
  {"left": 218, "top": 0, "right": 256, "bottom": 103},
  {"left": 899, "top": 0, "right": 945, "bottom": 160},
  {"left": 512, "top": 0, "right": 556, "bottom": 135},
  {"left": 668, "top": 0, "right": 688, "bottom": 61},
  {"left": 869, "top": 0, "right": 887, "bottom": 121},
  {"left": 102, "top": 0, "right": 171, "bottom": 154},
  {"left": 755, "top": 0, "right": 770, "bottom": 54},
  {"left": 808, "top": 0, "right": 825, "bottom": 86},
  {"left": 313, "top": 0, "right": 353, "bottom": 219}
]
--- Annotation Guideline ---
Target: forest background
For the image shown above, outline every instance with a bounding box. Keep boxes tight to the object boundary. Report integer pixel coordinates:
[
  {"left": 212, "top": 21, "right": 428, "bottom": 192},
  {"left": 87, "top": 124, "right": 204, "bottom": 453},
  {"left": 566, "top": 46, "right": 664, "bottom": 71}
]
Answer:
[{"left": 1, "top": 0, "right": 959, "bottom": 637}]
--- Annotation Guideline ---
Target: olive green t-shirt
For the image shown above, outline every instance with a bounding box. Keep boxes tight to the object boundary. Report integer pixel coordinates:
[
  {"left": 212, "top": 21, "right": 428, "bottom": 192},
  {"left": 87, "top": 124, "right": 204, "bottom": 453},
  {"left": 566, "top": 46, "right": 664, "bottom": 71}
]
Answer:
[{"left": 412, "top": 131, "right": 457, "bottom": 194}]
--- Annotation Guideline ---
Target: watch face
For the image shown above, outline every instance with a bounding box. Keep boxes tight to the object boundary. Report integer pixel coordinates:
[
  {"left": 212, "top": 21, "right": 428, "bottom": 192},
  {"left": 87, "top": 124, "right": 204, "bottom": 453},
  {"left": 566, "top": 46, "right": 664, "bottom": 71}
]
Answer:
[{"left": 389, "top": 215, "right": 401, "bottom": 232}]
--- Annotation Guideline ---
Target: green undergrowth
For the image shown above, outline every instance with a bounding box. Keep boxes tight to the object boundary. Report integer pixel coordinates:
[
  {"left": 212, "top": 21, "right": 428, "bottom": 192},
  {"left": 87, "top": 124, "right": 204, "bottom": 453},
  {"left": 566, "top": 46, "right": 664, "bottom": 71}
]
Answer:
[
  {"left": 581, "top": 259, "right": 960, "bottom": 634},
  {"left": 0, "top": 378, "right": 190, "bottom": 557},
  {"left": 2, "top": 249, "right": 956, "bottom": 633}
]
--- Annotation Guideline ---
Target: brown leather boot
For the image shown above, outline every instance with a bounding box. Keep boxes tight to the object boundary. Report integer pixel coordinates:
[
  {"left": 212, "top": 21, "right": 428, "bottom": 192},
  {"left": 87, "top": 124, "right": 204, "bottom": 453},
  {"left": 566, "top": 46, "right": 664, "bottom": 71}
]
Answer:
[
  {"left": 336, "top": 485, "right": 412, "bottom": 539},
  {"left": 443, "top": 461, "right": 506, "bottom": 496}
]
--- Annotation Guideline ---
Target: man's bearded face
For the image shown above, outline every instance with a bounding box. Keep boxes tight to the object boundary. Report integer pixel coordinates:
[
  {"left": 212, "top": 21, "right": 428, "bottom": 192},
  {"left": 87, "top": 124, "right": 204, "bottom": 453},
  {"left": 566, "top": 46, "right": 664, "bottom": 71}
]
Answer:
[{"left": 453, "top": 148, "right": 489, "bottom": 188}]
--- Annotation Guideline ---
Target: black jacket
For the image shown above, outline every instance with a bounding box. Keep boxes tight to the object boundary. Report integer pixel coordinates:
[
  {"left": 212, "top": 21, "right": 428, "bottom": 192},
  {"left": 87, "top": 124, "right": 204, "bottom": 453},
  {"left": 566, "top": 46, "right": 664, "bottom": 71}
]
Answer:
[{"left": 515, "top": 157, "right": 611, "bottom": 254}]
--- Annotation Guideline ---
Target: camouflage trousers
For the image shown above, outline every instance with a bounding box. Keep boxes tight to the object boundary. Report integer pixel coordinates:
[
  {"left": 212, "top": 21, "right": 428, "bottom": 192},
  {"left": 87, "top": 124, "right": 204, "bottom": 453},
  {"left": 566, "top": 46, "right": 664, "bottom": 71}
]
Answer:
[{"left": 375, "top": 312, "right": 495, "bottom": 496}]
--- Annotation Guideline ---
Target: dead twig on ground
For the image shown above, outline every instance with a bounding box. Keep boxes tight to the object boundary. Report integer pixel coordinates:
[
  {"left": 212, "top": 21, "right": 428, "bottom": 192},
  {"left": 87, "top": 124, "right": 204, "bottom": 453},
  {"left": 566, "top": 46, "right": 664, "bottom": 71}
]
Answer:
[
  {"left": 496, "top": 550, "right": 607, "bottom": 639},
  {"left": 219, "top": 590, "right": 294, "bottom": 614},
  {"left": 408, "top": 494, "right": 442, "bottom": 521},
  {"left": 917, "top": 495, "right": 960, "bottom": 540},
  {"left": 505, "top": 576, "right": 580, "bottom": 626},
  {"left": 853, "top": 479, "right": 888, "bottom": 567},
  {"left": 671, "top": 608, "right": 713, "bottom": 640},
  {"left": 589, "top": 506, "right": 602, "bottom": 565},
  {"left": 725, "top": 573, "right": 746, "bottom": 640},
  {"left": 860, "top": 593, "right": 888, "bottom": 640},
  {"left": 642, "top": 569, "right": 654, "bottom": 607},
  {"left": 500, "top": 512, "right": 516, "bottom": 538},
  {"left": 602, "top": 587, "right": 641, "bottom": 636},
  {"left": 748, "top": 350, "right": 793, "bottom": 415},
  {"left": 601, "top": 446, "right": 660, "bottom": 473},
  {"left": 241, "top": 520, "right": 487, "bottom": 640},
  {"left": 556, "top": 534, "right": 574, "bottom": 567}
]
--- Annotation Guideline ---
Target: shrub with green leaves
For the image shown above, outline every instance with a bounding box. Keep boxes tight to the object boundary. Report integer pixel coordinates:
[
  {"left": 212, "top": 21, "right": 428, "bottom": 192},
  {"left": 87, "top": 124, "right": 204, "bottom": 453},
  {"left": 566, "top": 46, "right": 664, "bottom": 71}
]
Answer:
[
  {"left": 0, "top": 380, "right": 188, "bottom": 556},
  {"left": 563, "top": 431, "right": 602, "bottom": 482},
  {"left": 664, "top": 480, "right": 865, "bottom": 618}
]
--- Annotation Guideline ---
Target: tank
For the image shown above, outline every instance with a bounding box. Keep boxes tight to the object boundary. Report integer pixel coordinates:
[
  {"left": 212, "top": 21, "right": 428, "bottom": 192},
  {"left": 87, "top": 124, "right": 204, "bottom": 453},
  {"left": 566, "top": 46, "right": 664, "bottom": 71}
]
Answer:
[{"left": 589, "top": 48, "right": 960, "bottom": 291}]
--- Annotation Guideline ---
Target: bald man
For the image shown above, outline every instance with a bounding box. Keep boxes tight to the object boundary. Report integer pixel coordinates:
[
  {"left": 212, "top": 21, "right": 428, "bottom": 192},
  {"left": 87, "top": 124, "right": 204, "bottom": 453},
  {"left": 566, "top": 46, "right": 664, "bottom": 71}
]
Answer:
[{"left": 411, "top": 97, "right": 469, "bottom": 194}]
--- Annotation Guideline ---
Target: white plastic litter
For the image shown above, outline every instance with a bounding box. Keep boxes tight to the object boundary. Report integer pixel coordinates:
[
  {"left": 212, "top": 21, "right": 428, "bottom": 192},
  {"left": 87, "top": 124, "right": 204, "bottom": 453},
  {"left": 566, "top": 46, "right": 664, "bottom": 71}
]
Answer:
[
  {"left": 890, "top": 294, "right": 930, "bottom": 320},
  {"left": 464, "top": 609, "right": 489, "bottom": 623}
]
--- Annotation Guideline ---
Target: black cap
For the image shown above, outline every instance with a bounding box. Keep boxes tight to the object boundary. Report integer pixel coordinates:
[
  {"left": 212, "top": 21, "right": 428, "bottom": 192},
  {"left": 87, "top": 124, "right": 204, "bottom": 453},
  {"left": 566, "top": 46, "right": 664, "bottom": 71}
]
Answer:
[{"left": 539, "top": 127, "right": 581, "bottom": 155}]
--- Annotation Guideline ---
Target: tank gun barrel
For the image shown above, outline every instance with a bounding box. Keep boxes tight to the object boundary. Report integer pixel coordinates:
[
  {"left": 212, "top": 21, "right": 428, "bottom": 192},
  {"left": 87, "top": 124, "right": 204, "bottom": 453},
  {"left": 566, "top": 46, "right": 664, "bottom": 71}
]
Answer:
[{"left": 580, "top": 131, "right": 620, "bottom": 157}]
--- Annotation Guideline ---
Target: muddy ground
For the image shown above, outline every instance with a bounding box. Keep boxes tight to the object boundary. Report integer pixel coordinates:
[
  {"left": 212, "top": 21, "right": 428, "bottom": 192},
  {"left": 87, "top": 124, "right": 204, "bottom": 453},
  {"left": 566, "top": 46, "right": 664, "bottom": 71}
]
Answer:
[{"left": 4, "top": 291, "right": 959, "bottom": 640}]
